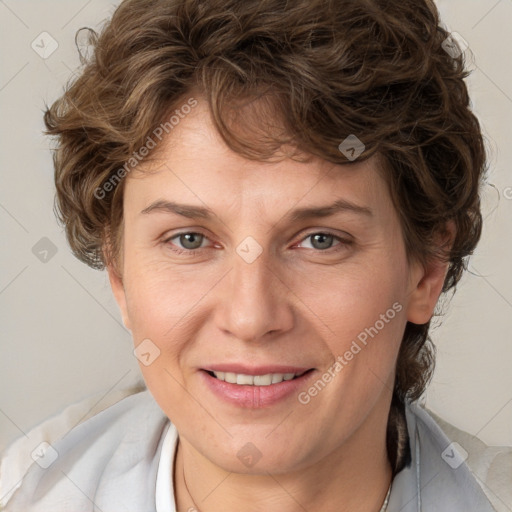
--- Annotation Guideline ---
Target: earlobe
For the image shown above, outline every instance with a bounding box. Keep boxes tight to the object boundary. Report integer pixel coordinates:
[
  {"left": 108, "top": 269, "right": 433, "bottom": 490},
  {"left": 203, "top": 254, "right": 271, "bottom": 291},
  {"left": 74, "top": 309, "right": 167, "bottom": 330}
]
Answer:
[{"left": 106, "top": 263, "right": 132, "bottom": 331}]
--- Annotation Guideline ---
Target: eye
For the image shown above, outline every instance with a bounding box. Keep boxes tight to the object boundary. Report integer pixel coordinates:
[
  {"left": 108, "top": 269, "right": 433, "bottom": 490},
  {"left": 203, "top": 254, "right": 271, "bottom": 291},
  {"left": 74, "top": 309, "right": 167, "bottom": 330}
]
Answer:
[
  {"left": 296, "top": 232, "right": 351, "bottom": 252},
  {"left": 164, "top": 232, "right": 211, "bottom": 254},
  {"left": 162, "top": 230, "right": 352, "bottom": 256}
]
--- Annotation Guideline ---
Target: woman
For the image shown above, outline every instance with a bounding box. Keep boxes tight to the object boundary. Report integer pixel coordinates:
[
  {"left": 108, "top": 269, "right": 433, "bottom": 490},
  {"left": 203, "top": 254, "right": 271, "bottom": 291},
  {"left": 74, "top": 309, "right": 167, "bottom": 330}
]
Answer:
[{"left": 1, "top": 0, "right": 510, "bottom": 510}]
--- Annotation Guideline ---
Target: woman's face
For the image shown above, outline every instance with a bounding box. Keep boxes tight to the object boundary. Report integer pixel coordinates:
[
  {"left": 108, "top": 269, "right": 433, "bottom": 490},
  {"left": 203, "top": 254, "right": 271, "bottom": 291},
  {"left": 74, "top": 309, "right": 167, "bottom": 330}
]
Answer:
[{"left": 109, "top": 97, "right": 441, "bottom": 474}]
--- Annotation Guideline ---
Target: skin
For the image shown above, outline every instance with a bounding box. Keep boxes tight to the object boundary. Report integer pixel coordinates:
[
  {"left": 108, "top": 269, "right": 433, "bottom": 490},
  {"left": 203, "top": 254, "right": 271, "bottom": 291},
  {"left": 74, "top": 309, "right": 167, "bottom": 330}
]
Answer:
[{"left": 107, "top": 96, "right": 448, "bottom": 512}]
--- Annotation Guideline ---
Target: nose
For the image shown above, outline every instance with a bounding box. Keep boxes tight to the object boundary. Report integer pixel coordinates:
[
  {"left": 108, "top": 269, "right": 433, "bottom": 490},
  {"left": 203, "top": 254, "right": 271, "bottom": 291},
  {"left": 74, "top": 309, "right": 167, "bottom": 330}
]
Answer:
[{"left": 214, "top": 245, "right": 294, "bottom": 343}]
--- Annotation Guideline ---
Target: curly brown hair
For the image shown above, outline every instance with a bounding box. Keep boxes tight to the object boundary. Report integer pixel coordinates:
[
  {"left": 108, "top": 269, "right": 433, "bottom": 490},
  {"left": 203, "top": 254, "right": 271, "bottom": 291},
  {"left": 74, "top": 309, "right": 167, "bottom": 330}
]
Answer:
[{"left": 44, "top": 0, "right": 486, "bottom": 473}]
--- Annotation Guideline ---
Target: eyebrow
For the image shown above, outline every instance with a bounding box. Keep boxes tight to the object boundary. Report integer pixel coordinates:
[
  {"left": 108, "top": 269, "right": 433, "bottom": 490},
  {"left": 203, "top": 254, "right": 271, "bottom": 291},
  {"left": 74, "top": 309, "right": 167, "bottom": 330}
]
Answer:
[{"left": 140, "top": 198, "right": 373, "bottom": 222}]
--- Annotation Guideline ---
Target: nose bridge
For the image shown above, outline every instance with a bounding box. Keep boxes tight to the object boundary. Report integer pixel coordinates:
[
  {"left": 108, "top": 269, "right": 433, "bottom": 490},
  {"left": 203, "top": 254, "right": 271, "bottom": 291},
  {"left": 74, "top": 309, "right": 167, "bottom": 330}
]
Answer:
[{"left": 215, "top": 239, "right": 293, "bottom": 342}]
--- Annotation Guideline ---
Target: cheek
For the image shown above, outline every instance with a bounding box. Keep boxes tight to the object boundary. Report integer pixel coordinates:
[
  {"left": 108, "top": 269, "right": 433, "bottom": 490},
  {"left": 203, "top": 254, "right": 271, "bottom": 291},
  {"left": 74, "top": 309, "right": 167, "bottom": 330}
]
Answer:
[
  {"left": 121, "top": 264, "right": 204, "bottom": 414},
  {"left": 301, "top": 255, "right": 407, "bottom": 341},
  {"left": 123, "top": 257, "right": 213, "bottom": 339},
  {"left": 299, "top": 256, "right": 409, "bottom": 404}
]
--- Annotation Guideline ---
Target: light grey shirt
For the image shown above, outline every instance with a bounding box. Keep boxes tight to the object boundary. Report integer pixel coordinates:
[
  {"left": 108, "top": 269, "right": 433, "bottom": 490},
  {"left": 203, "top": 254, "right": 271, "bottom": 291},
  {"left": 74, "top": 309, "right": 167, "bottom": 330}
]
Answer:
[{"left": 0, "top": 390, "right": 508, "bottom": 511}]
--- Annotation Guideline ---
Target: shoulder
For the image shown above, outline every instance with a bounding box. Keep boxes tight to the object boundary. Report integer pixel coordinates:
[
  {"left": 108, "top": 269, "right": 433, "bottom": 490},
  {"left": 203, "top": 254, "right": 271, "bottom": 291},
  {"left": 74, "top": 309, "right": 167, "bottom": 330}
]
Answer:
[
  {"left": 0, "top": 386, "right": 170, "bottom": 511},
  {"left": 408, "top": 401, "right": 512, "bottom": 512},
  {"left": 426, "top": 407, "right": 512, "bottom": 512}
]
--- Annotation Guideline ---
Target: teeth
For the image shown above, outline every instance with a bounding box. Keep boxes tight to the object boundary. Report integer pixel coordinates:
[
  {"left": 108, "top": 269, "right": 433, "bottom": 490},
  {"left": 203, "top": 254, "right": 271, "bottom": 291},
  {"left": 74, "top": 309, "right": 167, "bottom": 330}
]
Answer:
[
  {"left": 237, "top": 374, "right": 253, "bottom": 385},
  {"left": 254, "top": 374, "right": 272, "bottom": 386},
  {"left": 225, "top": 372, "right": 237, "bottom": 384},
  {"left": 212, "top": 371, "right": 299, "bottom": 385}
]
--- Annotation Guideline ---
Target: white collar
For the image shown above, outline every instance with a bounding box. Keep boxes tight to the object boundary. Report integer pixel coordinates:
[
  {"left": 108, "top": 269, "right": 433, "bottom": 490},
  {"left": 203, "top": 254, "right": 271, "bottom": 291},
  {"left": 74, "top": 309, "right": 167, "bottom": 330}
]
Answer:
[{"left": 155, "top": 422, "right": 178, "bottom": 512}]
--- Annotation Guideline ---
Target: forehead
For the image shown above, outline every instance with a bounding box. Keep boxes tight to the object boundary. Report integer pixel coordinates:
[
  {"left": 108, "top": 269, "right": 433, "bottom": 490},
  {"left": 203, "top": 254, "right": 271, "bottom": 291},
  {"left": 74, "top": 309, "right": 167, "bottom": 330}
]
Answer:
[{"left": 124, "top": 97, "right": 391, "bottom": 218}]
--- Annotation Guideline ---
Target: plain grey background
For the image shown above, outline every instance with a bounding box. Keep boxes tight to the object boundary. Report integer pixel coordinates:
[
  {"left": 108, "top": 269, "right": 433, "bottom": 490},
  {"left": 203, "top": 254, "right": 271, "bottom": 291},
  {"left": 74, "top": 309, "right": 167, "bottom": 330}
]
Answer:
[{"left": 1, "top": 0, "right": 511, "bottom": 452}]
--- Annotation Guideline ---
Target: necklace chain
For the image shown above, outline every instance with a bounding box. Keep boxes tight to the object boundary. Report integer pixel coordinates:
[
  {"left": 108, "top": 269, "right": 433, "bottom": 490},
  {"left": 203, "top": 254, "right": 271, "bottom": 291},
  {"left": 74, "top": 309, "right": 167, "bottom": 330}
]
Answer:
[{"left": 182, "top": 464, "right": 200, "bottom": 511}]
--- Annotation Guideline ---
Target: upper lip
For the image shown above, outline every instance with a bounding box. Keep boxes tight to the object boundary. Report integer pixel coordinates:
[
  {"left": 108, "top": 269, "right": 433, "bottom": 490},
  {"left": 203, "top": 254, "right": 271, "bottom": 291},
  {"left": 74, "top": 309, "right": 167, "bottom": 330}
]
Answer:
[{"left": 203, "top": 364, "right": 313, "bottom": 376}]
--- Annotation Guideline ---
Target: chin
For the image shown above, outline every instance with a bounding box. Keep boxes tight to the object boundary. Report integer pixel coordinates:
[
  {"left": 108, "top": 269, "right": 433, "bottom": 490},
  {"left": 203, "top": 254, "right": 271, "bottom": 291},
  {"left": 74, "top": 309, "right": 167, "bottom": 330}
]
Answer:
[{"left": 199, "top": 436, "right": 313, "bottom": 476}]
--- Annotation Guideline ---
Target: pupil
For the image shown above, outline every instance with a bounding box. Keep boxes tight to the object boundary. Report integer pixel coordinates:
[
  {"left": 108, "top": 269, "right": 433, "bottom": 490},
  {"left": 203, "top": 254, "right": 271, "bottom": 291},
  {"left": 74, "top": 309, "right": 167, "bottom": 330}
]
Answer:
[
  {"left": 312, "top": 233, "right": 332, "bottom": 250},
  {"left": 182, "top": 233, "right": 202, "bottom": 249}
]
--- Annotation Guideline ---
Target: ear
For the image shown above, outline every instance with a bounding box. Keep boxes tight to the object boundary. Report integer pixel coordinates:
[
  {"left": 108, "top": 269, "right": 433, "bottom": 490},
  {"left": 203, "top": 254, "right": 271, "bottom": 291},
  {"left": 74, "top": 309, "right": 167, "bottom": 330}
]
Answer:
[
  {"left": 406, "top": 222, "right": 455, "bottom": 325},
  {"left": 107, "top": 262, "right": 132, "bottom": 331}
]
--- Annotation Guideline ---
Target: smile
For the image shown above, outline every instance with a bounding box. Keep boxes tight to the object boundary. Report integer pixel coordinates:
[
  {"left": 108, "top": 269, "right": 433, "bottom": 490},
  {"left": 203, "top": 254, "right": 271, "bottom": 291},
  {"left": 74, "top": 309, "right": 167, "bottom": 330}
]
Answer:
[
  {"left": 208, "top": 370, "right": 308, "bottom": 386},
  {"left": 200, "top": 367, "right": 316, "bottom": 408}
]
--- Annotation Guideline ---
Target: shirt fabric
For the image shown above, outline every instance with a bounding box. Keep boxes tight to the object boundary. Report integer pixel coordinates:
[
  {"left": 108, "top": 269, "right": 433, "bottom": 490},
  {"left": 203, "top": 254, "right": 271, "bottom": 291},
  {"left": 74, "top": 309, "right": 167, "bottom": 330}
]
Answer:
[
  {"left": 155, "top": 423, "right": 176, "bottom": 512},
  {"left": 1, "top": 389, "right": 510, "bottom": 511}
]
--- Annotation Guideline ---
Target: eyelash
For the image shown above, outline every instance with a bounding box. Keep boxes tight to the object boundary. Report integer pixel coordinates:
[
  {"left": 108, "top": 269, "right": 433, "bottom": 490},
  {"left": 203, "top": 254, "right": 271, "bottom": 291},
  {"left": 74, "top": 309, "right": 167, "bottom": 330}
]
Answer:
[{"left": 162, "top": 231, "right": 353, "bottom": 256}]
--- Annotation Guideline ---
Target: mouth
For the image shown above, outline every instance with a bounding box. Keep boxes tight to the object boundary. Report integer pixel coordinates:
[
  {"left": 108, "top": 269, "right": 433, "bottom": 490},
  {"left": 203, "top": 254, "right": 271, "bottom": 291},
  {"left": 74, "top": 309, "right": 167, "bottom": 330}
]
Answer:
[
  {"left": 199, "top": 366, "right": 316, "bottom": 408},
  {"left": 205, "top": 369, "right": 313, "bottom": 386}
]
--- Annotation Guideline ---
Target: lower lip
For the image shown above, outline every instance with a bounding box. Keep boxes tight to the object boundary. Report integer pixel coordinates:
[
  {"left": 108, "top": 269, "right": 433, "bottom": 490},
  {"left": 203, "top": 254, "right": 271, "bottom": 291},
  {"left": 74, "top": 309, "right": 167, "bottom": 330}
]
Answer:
[{"left": 200, "top": 370, "right": 315, "bottom": 408}]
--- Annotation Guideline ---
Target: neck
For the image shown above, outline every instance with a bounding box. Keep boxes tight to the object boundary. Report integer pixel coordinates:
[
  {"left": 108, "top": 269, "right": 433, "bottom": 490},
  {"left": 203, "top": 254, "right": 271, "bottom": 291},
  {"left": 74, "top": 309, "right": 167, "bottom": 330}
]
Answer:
[{"left": 173, "top": 401, "right": 393, "bottom": 512}]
